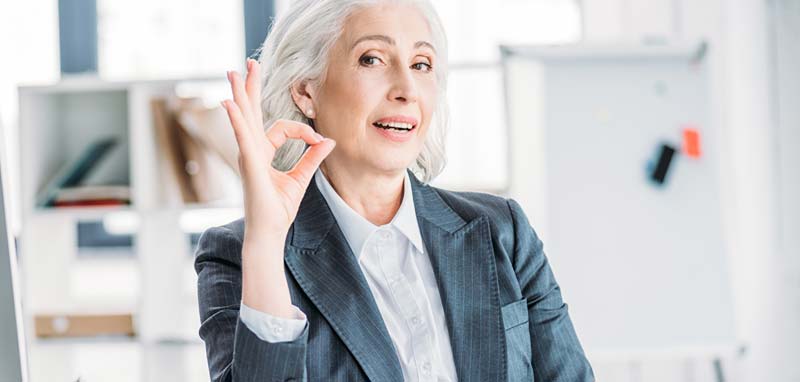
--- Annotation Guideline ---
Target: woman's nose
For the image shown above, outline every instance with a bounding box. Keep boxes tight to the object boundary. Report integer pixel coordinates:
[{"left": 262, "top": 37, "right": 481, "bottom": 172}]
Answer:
[{"left": 387, "top": 66, "right": 419, "bottom": 103}]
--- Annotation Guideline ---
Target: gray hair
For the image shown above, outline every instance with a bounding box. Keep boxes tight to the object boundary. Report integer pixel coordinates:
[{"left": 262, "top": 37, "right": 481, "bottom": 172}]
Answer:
[{"left": 256, "top": 0, "right": 450, "bottom": 183}]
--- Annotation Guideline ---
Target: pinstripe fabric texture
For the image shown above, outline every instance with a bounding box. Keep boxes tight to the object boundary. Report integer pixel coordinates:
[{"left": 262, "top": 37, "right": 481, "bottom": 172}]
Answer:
[{"left": 195, "top": 169, "right": 595, "bottom": 381}]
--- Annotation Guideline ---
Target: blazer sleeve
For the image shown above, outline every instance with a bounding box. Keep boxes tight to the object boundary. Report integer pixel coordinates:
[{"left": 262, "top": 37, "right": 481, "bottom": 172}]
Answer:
[
  {"left": 194, "top": 225, "right": 309, "bottom": 382},
  {"left": 506, "top": 198, "right": 595, "bottom": 381}
]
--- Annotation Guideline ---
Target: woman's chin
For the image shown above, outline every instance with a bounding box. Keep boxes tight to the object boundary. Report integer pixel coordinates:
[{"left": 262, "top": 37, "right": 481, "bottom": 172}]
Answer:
[{"left": 368, "top": 155, "right": 418, "bottom": 174}]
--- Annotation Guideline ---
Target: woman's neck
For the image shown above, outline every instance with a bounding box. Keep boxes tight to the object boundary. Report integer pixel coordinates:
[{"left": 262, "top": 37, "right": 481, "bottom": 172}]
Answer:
[{"left": 319, "top": 161, "right": 405, "bottom": 226}]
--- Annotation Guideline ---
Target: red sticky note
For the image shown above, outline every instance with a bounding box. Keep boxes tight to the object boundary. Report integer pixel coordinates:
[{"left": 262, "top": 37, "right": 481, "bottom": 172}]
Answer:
[{"left": 682, "top": 127, "right": 702, "bottom": 159}]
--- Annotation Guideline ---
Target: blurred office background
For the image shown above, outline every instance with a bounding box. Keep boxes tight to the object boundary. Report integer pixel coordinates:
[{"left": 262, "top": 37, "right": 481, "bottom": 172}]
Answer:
[{"left": 0, "top": 0, "right": 797, "bottom": 381}]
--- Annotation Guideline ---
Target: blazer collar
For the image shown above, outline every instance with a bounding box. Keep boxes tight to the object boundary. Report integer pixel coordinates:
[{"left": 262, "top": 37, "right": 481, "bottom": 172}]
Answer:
[
  {"left": 290, "top": 169, "right": 465, "bottom": 248},
  {"left": 312, "top": 168, "right": 425, "bottom": 258},
  {"left": 284, "top": 169, "right": 506, "bottom": 382}
]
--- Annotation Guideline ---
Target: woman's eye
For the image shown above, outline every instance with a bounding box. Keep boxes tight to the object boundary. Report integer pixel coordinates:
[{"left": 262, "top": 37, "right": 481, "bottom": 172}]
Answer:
[
  {"left": 359, "top": 55, "right": 381, "bottom": 66},
  {"left": 412, "top": 62, "right": 433, "bottom": 72}
]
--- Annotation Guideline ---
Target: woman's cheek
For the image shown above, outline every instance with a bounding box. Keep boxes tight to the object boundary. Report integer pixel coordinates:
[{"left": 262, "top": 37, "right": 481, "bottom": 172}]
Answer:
[
  {"left": 349, "top": 78, "right": 381, "bottom": 108},
  {"left": 422, "top": 86, "right": 437, "bottom": 120}
]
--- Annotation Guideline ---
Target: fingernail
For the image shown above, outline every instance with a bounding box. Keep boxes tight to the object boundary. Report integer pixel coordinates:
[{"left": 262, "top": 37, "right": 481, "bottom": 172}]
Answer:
[
  {"left": 314, "top": 133, "right": 324, "bottom": 141},
  {"left": 220, "top": 100, "right": 227, "bottom": 108},
  {"left": 226, "top": 71, "right": 231, "bottom": 81}
]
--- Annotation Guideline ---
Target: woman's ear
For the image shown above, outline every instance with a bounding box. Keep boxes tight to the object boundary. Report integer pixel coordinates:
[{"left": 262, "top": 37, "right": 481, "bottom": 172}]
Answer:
[{"left": 290, "top": 80, "right": 317, "bottom": 119}]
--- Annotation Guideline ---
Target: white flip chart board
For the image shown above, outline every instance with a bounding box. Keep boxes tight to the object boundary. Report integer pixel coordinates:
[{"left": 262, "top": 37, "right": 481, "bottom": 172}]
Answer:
[{"left": 501, "top": 43, "right": 737, "bottom": 353}]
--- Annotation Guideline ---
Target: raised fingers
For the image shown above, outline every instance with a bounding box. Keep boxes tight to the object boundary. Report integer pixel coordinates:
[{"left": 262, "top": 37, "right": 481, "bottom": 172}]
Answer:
[
  {"left": 245, "top": 59, "right": 264, "bottom": 126},
  {"left": 221, "top": 99, "right": 255, "bottom": 154},
  {"left": 266, "top": 120, "right": 325, "bottom": 148},
  {"left": 227, "top": 70, "right": 256, "bottom": 129}
]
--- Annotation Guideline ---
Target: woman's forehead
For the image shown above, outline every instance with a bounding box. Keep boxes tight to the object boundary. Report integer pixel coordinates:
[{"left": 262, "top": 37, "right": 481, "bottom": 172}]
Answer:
[{"left": 341, "top": 4, "right": 434, "bottom": 51}]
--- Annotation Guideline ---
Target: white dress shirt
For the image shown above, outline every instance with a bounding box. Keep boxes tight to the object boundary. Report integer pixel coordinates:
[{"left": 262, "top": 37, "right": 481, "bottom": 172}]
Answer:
[{"left": 240, "top": 168, "right": 458, "bottom": 381}]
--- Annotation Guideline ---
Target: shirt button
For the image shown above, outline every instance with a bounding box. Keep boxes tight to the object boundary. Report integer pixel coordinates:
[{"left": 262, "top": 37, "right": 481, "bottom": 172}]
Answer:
[
  {"left": 411, "top": 316, "right": 421, "bottom": 326},
  {"left": 380, "top": 230, "right": 392, "bottom": 240},
  {"left": 272, "top": 325, "right": 283, "bottom": 335}
]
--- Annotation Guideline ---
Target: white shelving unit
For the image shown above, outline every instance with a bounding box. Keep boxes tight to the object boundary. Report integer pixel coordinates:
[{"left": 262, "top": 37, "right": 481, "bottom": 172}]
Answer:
[{"left": 17, "top": 76, "right": 240, "bottom": 343}]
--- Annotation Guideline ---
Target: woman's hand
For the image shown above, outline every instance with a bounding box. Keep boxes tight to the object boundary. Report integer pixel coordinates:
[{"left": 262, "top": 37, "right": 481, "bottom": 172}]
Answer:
[
  {"left": 224, "top": 59, "right": 334, "bottom": 318},
  {"left": 222, "top": 59, "right": 336, "bottom": 243}
]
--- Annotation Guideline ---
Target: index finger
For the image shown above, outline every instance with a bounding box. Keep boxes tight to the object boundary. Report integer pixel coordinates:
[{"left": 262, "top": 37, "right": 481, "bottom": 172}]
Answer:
[{"left": 266, "top": 120, "right": 324, "bottom": 149}]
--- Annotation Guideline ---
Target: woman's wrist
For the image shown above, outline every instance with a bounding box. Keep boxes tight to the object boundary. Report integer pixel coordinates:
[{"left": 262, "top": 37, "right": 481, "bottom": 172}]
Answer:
[
  {"left": 241, "top": 233, "right": 296, "bottom": 319},
  {"left": 243, "top": 228, "right": 289, "bottom": 249}
]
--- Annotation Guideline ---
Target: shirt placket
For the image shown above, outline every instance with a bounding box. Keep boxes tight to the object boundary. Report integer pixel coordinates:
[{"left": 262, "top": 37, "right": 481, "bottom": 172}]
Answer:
[{"left": 374, "top": 227, "right": 437, "bottom": 382}]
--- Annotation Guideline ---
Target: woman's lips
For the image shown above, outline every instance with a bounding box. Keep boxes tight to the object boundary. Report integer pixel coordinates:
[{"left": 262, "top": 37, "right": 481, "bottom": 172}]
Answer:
[
  {"left": 372, "top": 115, "right": 419, "bottom": 126},
  {"left": 372, "top": 123, "right": 417, "bottom": 142}
]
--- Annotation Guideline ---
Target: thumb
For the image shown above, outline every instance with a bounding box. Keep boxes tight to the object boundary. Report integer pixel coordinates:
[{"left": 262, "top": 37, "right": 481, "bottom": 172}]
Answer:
[{"left": 287, "top": 139, "right": 336, "bottom": 188}]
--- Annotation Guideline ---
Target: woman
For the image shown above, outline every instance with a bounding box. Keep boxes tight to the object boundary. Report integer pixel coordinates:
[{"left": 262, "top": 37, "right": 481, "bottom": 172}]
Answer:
[{"left": 195, "top": 0, "right": 594, "bottom": 381}]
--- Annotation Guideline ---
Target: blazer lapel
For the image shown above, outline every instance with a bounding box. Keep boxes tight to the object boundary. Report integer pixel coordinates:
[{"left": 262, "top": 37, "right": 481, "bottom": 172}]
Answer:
[
  {"left": 284, "top": 177, "right": 404, "bottom": 382},
  {"left": 408, "top": 170, "right": 506, "bottom": 382}
]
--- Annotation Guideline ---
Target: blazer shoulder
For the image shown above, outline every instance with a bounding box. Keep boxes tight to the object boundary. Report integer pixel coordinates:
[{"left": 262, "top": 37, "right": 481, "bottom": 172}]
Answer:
[
  {"left": 219, "top": 217, "right": 245, "bottom": 239},
  {"left": 194, "top": 217, "right": 246, "bottom": 266},
  {"left": 429, "top": 186, "right": 516, "bottom": 231},
  {"left": 199, "top": 217, "right": 246, "bottom": 245}
]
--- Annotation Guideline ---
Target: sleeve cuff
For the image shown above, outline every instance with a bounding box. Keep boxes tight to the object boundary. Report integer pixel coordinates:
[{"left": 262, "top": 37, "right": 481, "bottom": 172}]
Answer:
[{"left": 239, "top": 301, "right": 308, "bottom": 343}]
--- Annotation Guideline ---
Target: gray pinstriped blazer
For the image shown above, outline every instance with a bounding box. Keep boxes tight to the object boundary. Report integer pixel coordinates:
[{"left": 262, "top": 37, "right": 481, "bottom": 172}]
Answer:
[{"left": 195, "top": 169, "right": 594, "bottom": 381}]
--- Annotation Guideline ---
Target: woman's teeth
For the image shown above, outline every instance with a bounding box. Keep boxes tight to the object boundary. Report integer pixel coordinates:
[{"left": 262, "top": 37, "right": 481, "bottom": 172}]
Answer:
[{"left": 374, "top": 121, "right": 414, "bottom": 131}]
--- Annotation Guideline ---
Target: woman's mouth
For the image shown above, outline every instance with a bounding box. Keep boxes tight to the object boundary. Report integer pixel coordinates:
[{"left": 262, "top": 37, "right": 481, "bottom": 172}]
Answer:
[
  {"left": 372, "top": 121, "right": 417, "bottom": 142},
  {"left": 373, "top": 121, "right": 415, "bottom": 131}
]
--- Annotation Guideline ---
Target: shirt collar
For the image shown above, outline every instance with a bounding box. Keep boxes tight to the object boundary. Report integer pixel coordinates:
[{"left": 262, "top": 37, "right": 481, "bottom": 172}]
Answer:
[{"left": 313, "top": 168, "right": 425, "bottom": 257}]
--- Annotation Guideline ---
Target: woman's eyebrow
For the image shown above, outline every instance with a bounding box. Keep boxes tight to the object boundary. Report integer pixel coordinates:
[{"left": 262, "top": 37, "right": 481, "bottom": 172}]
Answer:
[
  {"left": 416, "top": 41, "right": 436, "bottom": 53},
  {"left": 351, "top": 34, "right": 436, "bottom": 54}
]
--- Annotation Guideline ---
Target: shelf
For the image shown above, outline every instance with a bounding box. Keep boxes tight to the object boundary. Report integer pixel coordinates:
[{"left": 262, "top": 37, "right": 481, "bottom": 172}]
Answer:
[
  {"left": 18, "top": 74, "right": 226, "bottom": 95},
  {"left": 17, "top": 77, "right": 244, "bottom": 342},
  {"left": 19, "top": 88, "right": 131, "bottom": 211},
  {"left": 30, "top": 205, "right": 135, "bottom": 220}
]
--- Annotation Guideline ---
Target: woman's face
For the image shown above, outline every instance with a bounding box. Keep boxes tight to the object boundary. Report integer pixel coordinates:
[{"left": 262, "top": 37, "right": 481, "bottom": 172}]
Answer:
[{"left": 307, "top": 4, "right": 438, "bottom": 176}]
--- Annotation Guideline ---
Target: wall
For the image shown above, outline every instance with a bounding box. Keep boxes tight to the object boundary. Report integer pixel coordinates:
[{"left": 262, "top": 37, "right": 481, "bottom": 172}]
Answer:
[
  {"left": 769, "top": 0, "right": 800, "bottom": 380},
  {"left": 581, "top": 0, "right": 794, "bottom": 380}
]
